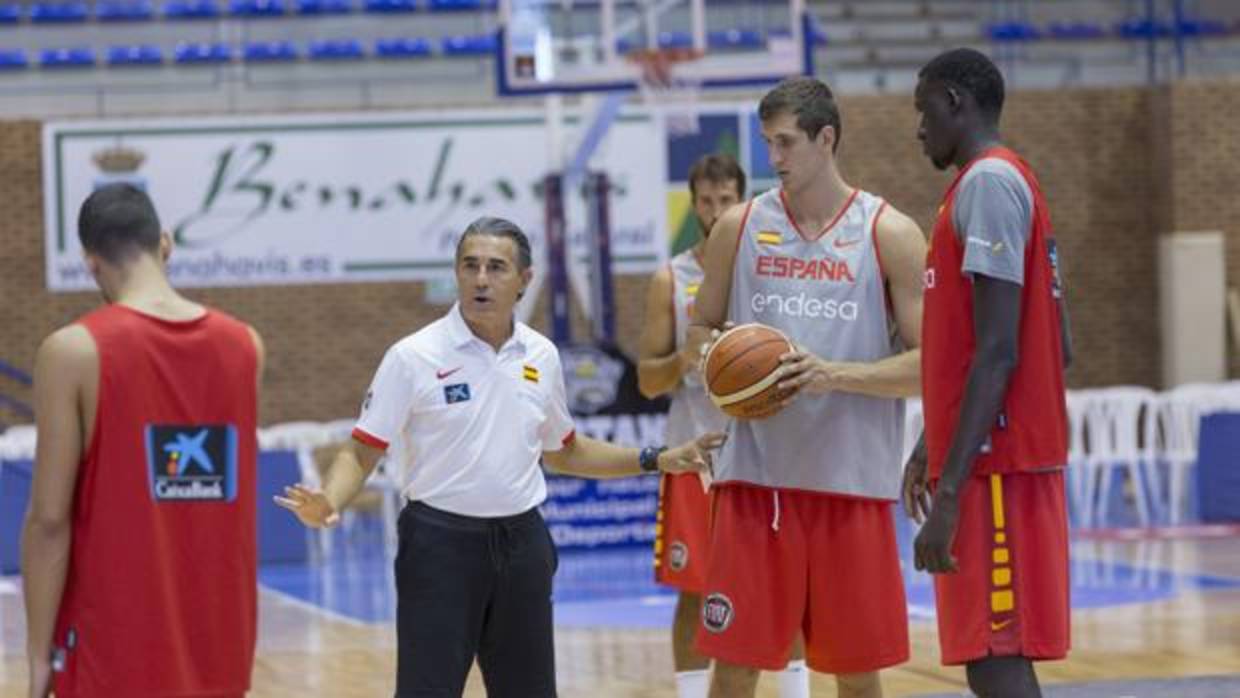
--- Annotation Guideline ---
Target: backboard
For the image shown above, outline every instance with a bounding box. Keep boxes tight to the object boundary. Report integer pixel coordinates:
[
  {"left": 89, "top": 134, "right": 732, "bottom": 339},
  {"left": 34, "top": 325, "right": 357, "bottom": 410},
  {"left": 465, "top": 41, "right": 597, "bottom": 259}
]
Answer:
[{"left": 497, "top": 0, "right": 813, "bottom": 96}]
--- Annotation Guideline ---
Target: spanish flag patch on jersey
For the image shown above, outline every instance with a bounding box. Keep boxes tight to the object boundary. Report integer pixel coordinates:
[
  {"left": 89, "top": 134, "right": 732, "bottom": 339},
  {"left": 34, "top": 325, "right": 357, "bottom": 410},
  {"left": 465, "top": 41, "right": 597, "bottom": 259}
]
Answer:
[
  {"left": 522, "top": 364, "right": 540, "bottom": 383},
  {"left": 756, "top": 230, "right": 782, "bottom": 246}
]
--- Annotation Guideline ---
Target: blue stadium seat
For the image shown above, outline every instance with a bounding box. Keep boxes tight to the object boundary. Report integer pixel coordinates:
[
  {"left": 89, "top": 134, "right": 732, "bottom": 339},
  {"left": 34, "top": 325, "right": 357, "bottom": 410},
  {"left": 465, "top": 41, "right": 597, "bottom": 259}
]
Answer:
[
  {"left": 428, "top": 0, "right": 494, "bottom": 10},
  {"left": 364, "top": 0, "right": 415, "bottom": 13},
  {"left": 1116, "top": 18, "right": 1172, "bottom": 39},
  {"left": 708, "top": 29, "right": 763, "bottom": 50},
  {"left": 656, "top": 31, "right": 693, "bottom": 49},
  {"left": 374, "top": 37, "right": 433, "bottom": 58},
  {"left": 230, "top": 0, "right": 285, "bottom": 17},
  {"left": 441, "top": 33, "right": 496, "bottom": 56},
  {"left": 163, "top": 0, "right": 220, "bottom": 19},
  {"left": 0, "top": 49, "right": 28, "bottom": 69},
  {"left": 296, "top": 0, "right": 352, "bottom": 14},
  {"left": 108, "top": 44, "right": 164, "bottom": 65},
  {"left": 174, "top": 41, "right": 232, "bottom": 63},
  {"left": 1176, "top": 18, "right": 1228, "bottom": 37},
  {"left": 1047, "top": 22, "right": 1105, "bottom": 40},
  {"left": 986, "top": 21, "right": 1042, "bottom": 41},
  {"left": 30, "top": 2, "right": 89, "bottom": 23},
  {"left": 40, "top": 47, "right": 96, "bottom": 68},
  {"left": 244, "top": 40, "right": 298, "bottom": 61},
  {"left": 309, "top": 39, "right": 364, "bottom": 60},
  {"left": 97, "top": 0, "right": 154, "bottom": 20}
]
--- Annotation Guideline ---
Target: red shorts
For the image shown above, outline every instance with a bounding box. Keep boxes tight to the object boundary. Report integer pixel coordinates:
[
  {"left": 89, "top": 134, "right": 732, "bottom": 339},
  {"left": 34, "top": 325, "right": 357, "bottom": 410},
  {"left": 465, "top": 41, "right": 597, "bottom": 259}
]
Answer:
[
  {"left": 934, "top": 470, "right": 1070, "bottom": 665},
  {"left": 654, "top": 472, "right": 712, "bottom": 593},
  {"left": 694, "top": 483, "right": 909, "bottom": 674}
]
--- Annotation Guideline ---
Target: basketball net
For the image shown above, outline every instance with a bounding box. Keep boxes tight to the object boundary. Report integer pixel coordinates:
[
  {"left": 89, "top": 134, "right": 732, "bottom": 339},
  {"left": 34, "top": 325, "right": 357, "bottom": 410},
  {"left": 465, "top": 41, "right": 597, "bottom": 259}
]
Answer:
[{"left": 626, "top": 47, "right": 704, "bottom": 136}]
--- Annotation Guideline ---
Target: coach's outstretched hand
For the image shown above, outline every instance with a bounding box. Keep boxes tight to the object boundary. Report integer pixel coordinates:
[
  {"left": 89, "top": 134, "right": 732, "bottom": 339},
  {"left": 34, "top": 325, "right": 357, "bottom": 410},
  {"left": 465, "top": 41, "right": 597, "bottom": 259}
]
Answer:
[
  {"left": 275, "top": 483, "right": 341, "bottom": 529},
  {"left": 659, "top": 431, "right": 727, "bottom": 474}
]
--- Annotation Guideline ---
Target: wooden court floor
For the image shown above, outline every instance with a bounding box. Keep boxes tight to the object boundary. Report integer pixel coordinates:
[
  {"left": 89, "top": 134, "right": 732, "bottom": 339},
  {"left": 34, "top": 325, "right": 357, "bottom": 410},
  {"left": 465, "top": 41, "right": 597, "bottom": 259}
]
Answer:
[{"left": 2, "top": 536, "right": 1239, "bottom": 697}]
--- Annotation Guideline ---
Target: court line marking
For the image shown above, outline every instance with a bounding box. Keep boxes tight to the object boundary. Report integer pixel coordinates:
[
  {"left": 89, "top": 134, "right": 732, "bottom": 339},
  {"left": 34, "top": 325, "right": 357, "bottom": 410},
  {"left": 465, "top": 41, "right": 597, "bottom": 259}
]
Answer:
[{"left": 258, "top": 584, "right": 387, "bottom": 628}]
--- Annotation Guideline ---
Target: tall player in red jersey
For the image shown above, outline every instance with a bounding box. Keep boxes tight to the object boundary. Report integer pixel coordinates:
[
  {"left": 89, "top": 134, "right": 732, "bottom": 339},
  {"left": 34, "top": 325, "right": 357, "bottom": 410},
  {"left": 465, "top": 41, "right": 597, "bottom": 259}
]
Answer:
[
  {"left": 906, "top": 48, "right": 1073, "bottom": 698},
  {"left": 22, "top": 184, "right": 265, "bottom": 698}
]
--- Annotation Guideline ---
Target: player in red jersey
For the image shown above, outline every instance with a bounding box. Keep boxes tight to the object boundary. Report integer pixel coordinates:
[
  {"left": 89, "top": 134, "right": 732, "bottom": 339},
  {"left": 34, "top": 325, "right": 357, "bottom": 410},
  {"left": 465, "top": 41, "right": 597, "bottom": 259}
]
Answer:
[
  {"left": 22, "top": 184, "right": 264, "bottom": 698},
  {"left": 905, "top": 48, "right": 1074, "bottom": 698}
]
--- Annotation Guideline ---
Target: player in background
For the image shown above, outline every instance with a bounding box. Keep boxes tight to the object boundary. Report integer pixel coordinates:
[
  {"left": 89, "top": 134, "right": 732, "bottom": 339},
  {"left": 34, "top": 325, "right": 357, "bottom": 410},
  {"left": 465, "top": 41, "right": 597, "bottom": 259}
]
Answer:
[{"left": 639, "top": 154, "right": 810, "bottom": 698}]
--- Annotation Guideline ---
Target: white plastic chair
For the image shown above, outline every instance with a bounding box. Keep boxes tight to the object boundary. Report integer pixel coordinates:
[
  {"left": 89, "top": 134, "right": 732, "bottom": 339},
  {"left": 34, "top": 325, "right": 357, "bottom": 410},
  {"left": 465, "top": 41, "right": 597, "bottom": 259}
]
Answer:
[
  {"left": 1081, "top": 386, "right": 1159, "bottom": 528},
  {"left": 1064, "top": 389, "right": 1094, "bottom": 526},
  {"left": 0, "top": 424, "right": 37, "bottom": 461},
  {"left": 1155, "top": 384, "right": 1226, "bottom": 525}
]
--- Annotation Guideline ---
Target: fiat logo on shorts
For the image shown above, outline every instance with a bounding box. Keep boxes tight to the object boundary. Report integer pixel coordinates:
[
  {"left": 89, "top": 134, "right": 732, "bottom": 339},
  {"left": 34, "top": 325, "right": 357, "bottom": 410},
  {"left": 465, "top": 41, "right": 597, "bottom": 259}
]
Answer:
[
  {"left": 701, "top": 593, "right": 734, "bottom": 633},
  {"left": 669, "top": 542, "right": 689, "bottom": 571}
]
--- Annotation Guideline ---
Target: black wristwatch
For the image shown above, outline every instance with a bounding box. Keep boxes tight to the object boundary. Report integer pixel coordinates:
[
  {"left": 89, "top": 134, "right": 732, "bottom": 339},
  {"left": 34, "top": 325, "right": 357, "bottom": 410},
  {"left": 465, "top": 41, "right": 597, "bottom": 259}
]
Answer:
[{"left": 639, "top": 445, "right": 668, "bottom": 473}]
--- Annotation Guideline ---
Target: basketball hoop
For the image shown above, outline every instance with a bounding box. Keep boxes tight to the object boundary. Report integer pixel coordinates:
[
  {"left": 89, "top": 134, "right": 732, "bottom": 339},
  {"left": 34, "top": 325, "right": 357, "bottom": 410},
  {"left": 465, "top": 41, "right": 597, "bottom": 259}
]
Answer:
[{"left": 625, "top": 47, "right": 705, "bottom": 136}]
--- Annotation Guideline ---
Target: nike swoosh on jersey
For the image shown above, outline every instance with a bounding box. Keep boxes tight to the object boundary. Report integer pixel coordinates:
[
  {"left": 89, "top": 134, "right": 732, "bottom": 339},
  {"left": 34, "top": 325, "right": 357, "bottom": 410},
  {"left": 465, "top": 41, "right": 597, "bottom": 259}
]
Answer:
[
  {"left": 833, "top": 237, "right": 862, "bottom": 249},
  {"left": 436, "top": 366, "right": 463, "bottom": 380},
  {"left": 990, "top": 619, "right": 1014, "bottom": 631}
]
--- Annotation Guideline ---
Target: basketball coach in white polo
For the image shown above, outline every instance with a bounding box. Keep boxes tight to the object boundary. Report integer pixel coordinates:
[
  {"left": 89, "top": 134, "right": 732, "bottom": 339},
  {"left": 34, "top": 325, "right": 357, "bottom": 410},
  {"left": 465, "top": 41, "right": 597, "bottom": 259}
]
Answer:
[{"left": 277, "top": 216, "right": 724, "bottom": 698}]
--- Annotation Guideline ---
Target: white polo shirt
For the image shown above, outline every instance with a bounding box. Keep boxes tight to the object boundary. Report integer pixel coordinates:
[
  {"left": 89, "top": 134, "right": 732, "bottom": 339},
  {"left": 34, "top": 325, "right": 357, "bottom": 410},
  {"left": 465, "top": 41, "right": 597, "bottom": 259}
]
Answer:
[{"left": 352, "top": 303, "right": 576, "bottom": 517}]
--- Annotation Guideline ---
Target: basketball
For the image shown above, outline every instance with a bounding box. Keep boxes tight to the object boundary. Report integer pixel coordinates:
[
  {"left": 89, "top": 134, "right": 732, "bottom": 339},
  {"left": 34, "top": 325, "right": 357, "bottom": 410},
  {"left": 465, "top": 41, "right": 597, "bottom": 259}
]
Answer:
[{"left": 703, "top": 323, "right": 795, "bottom": 419}]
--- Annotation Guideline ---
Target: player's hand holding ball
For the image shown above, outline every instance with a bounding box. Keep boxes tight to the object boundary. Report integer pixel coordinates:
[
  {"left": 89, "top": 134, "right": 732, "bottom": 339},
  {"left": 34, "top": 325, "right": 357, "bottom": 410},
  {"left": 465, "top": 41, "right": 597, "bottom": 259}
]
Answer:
[{"left": 703, "top": 323, "right": 798, "bottom": 419}]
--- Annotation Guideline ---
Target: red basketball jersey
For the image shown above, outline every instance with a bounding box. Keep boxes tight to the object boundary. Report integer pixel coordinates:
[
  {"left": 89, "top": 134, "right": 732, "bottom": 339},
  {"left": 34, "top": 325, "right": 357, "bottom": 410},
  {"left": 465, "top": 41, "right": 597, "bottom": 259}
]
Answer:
[
  {"left": 922, "top": 147, "right": 1067, "bottom": 478},
  {"left": 53, "top": 304, "right": 258, "bottom": 697}
]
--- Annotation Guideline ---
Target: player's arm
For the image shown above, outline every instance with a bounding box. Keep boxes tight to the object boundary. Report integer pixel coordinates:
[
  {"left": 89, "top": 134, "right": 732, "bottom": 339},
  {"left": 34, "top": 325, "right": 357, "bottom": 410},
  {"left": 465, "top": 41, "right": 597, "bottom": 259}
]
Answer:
[
  {"left": 22, "top": 326, "right": 96, "bottom": 695},
  {"left": 777, "top": 207, "right": 926, "bottom": 399},
  {"left": 914, "top": 277, "right": 1021, "bottom": 574},
  {"left": 685, "top": 203, "right": 745, "bottom": 356},
  {"left": 276, "top": 439, "right": 386, "bottom": 528},
  {"left": 277, "top": 346, "right": 405, "bottom": 527},
  {"left": 542, "top": 432, "right": 725, "bottom": 479},
  {"left": 637, "top": 266, "right": 688, "bottom": 398}
]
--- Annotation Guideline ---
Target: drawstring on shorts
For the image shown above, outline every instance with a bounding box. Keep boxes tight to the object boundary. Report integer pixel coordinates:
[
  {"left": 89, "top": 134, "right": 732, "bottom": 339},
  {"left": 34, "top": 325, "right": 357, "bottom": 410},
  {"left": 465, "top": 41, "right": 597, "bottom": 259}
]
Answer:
[{"left": 771, "top": 490, "right": 781, "bottom": 532}]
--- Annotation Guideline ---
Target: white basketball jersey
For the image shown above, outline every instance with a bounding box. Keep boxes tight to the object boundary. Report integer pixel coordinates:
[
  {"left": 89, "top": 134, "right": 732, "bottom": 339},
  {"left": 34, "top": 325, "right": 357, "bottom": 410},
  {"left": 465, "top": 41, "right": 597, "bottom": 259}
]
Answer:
[
  {"left": 665, "top": 249, "right": 728, "bottom": 446},
  {"left": 718, "top": 188, "right": 905, "bottom": 499}
]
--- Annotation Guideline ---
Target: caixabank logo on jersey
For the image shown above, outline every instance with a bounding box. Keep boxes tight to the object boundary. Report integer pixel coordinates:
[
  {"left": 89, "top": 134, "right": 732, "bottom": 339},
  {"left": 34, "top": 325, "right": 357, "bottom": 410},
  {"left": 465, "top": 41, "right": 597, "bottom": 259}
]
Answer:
[{"left": 145, "top": 424, "right": 238, "bottom": 502}]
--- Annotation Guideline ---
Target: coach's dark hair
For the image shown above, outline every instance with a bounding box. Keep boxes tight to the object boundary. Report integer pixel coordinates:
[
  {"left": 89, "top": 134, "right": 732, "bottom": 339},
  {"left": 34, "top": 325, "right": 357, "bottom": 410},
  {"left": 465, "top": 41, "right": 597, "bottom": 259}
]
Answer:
[
  {"left": 456, "top": 216, "right": 533, "bottom": 270},
  {"left": 919, "top": 48, "right": 1005, "bottom": 120},
  {"left": 77, "top": 183, "right": 162, "bottom": 264},
  {"left": 688, "top": 153, "right": 747, "bottom": 199},
  {"left": 758, "top": 76, "right": 842, "bottom": 153}
]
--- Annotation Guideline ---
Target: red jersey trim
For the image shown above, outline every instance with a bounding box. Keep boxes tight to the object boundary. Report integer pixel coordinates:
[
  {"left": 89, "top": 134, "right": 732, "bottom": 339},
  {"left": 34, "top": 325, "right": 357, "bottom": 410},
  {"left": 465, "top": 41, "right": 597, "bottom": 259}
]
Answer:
[
  {"left": 732, "top": 198, "right": 756, "bottom": 259},
  {"left": 351, "top": 427, "right": 389, "bottom": 451},
  {"left": 869, "top": 200, "right": 893, "bottom": 315},
  {"left": 779, "top": 187, "right": 858, "bottom": 242}
]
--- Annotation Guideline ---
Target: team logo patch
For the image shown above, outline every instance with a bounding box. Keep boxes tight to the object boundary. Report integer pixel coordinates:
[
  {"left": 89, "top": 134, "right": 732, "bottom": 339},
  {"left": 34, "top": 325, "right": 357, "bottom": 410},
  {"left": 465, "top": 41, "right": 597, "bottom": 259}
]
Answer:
[
  {"left": 145, "top": 424, "right": 238, "bottom": 502},
  {"left": 444, "top": 383, "right": 471, "bottom": 404},
  {"left": 701, "top": 592, "right": 734, "bottom": 633},
  {"left": 668, "top": 541, "right": 689, "bottom": 571}
]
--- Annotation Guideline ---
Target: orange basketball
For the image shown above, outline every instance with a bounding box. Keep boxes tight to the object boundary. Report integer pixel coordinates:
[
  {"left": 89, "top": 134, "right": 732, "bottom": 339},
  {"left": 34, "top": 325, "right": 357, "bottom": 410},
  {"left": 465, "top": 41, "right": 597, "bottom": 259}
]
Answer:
[{"left": 704, "top": 323, "right": 795, "bottom": 420}]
